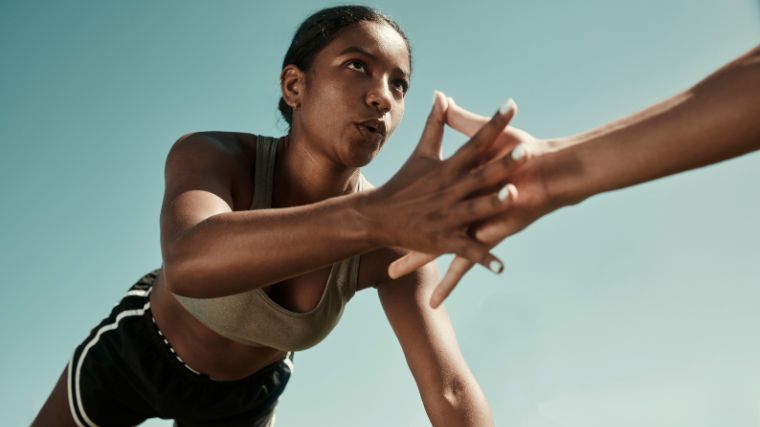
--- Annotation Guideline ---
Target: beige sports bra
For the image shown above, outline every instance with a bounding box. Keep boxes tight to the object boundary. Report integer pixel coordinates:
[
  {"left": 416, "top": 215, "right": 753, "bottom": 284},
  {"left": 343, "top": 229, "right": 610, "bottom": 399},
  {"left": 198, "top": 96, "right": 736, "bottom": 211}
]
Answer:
[{"left": 173, "top": 135, "right": 367, "bottom": 351}]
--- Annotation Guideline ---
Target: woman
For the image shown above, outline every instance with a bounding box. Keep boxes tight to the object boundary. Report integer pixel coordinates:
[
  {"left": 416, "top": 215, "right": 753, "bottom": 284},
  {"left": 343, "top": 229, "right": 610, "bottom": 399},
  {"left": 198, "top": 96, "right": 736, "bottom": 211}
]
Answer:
[
  {"left": 33, "top": 6, "right": 516, "bottom": 426},
  {"left": 390, "top": 43, "right": 760, "bottom": 307}
]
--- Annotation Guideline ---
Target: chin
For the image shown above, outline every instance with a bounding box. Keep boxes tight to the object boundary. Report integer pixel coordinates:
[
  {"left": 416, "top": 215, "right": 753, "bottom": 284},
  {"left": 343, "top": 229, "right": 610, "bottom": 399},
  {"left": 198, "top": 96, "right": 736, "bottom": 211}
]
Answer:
[
  {"left": 350, "top": 153, "right": 376, "bottom": 168},
  {"left": 346, "top": 142, "right": 382, "bottom": 167}
]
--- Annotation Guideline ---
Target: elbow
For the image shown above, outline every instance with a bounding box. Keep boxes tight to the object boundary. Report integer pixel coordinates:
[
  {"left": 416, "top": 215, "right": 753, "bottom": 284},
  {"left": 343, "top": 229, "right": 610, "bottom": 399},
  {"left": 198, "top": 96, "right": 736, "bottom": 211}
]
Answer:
[
  {"left": 424, "top": 377, "right": 494, "bottom": 427},
  {"left": 441, "top": 377, "right": 468, "bottom": 408},
  {"left": 161, "top": 253, "right": 192, "bottom": 296},
  {"left": 161, "top": 243, "right": 206, "bottom": 297}
]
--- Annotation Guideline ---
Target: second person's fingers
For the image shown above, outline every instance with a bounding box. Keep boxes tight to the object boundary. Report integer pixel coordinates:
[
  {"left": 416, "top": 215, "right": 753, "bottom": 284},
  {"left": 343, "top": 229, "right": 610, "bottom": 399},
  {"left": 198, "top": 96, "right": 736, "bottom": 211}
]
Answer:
[
  {"left": 445, "top": 236, "right": 504, "bottom": 278},
  {"left": 430, "top": 256, "right": 476, "bottom": 308},
  {"left": 444, "top": 99, "right": 516, "bottom": 173},
  {"left": 446, "top": 97, "right": 491, "bottom": 137},
  {"left": 446, "top": 183, "right": 518, "bottom": 228},
  {"left": 447, "top": 143, "right": 529, "bottom": 203},
  {"left": 388, "top": 251, "right": 438, "bottom": 279}
]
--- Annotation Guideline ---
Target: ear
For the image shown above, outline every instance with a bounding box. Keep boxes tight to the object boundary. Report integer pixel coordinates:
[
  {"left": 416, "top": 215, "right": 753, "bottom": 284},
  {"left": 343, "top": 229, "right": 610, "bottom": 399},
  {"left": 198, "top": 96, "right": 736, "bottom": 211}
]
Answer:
[{"left": 280, "top": 64, "right": 305, "bottom": 109}]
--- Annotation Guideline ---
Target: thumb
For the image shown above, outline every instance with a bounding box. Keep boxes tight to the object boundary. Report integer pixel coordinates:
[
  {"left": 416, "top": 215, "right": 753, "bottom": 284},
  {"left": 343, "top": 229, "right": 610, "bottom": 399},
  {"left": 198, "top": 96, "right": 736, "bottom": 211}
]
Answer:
[
  {"left": 447, "top": 97, "right": 519, "bottom": 138},
  {"left": 414, "top": 90, "right": 449, "bottom": 159}
]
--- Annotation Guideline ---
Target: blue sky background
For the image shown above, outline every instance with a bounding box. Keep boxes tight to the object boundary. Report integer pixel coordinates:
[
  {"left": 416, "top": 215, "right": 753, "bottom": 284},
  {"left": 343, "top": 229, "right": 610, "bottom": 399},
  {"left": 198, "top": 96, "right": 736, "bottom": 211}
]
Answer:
[{"left": 2, "top": 1, "right": 759, "bottom": 425}]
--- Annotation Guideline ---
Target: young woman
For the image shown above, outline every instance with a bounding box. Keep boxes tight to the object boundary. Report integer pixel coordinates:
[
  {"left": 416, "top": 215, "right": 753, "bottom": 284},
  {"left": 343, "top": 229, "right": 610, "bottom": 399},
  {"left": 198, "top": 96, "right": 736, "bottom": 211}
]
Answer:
[
  {"left": 391, "top": 43, "right": 760, "bottom": 307},
  {"left": 33, "top": 6, "right": 517, "bottom": 427}
]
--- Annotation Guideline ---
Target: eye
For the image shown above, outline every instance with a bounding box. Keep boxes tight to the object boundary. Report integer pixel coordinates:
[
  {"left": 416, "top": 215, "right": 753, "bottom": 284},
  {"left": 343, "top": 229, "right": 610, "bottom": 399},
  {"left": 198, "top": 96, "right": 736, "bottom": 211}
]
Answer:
[
  {"left": 346, "top": 60, "right": 367, "bottom": 73},
  {"left": 392, "top": 79, "right": 409, "bottom": 95}
]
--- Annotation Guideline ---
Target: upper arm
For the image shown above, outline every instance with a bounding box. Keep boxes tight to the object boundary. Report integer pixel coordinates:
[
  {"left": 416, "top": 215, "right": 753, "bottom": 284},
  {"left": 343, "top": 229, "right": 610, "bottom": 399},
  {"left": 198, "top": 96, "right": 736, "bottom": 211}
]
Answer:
[{"left": 159, "top": 132, "right": 249, "bottom": 271}]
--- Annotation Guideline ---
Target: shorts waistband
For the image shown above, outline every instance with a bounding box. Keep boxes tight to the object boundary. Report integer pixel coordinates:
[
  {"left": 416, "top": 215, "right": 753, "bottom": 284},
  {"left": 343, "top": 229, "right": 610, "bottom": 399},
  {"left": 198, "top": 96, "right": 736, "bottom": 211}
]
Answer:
[{"left": 150, "top": 313, "right": 207, "bottom": 377}]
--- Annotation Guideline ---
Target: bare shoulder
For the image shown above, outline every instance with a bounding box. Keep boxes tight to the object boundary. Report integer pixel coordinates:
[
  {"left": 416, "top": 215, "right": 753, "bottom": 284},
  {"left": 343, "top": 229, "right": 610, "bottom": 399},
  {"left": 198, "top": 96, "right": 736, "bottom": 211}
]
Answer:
[
  {"left": 167, "top": 131, "right": 254, "bottom": 168},
  {"left": 165, "top": 131, "right": 259, "bottom": 210}
]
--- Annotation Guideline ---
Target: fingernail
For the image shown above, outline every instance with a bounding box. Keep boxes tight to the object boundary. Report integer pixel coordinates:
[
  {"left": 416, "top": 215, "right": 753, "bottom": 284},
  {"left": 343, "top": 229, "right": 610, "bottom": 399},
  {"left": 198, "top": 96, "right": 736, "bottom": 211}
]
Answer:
[
  {"left": 511, "top": 144, "right": 526, "bottom": 161},
  {"left": 498, "top": 98, "right": 514, "bottom": 116},
  {"left": 498, "top": 184, "right": 512, "bottom": 202},
  {"left": 488, "top": 259, "right": 504, "bottom": 274}
]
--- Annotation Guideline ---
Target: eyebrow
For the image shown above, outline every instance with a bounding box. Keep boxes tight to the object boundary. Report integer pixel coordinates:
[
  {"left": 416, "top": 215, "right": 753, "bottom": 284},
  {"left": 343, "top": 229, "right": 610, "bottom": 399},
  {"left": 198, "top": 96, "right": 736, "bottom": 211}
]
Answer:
[{"left": 338, "top": 46, "right": 410, "bottom": 79}]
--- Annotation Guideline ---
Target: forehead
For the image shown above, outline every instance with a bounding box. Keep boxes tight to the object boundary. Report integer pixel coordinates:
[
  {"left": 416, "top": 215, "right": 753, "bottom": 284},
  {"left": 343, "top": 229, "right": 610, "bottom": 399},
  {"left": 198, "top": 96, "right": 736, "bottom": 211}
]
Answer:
[{"left": 319, "top": 21, "right": 411, "bottom": 74}]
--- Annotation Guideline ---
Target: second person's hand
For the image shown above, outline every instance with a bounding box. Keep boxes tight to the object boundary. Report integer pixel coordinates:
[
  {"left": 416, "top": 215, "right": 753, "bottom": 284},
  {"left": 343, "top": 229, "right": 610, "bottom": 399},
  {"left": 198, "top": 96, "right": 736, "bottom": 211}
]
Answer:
[
  {"left": 359, "top": 91, "right": 521, "bottom": 275},
  {"left": 387, "top": 98, "right": 559, "bottom": 307}
]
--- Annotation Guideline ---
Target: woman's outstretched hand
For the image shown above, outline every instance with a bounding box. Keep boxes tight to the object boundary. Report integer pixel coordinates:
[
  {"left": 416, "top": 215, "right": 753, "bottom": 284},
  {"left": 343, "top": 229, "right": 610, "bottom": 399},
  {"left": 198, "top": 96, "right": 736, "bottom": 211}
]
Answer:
[
  {"left": 387, "top": 98, "right": 558, "bottom": 307},
  {"left": 361, "top": 91, "right": 520, "bottom": 275}
]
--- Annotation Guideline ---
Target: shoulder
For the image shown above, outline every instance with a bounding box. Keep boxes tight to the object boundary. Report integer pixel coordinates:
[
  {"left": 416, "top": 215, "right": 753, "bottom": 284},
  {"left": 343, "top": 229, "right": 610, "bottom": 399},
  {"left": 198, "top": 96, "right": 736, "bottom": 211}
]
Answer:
[
  {"left": 167, "top": 131, "right": 256, "bottom": 164},
  {"left": 164, "top": 131, "right": 261, "bottom": 209}
]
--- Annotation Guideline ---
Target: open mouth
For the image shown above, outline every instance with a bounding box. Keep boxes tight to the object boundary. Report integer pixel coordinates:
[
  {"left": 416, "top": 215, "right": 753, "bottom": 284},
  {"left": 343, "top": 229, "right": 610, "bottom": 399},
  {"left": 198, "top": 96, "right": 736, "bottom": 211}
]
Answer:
[
  {"left": 363, "top": 124, "right": 380, "bottom": 134},
  {"left": 356, "top": 119, "right": 386, "bottom": 139}
]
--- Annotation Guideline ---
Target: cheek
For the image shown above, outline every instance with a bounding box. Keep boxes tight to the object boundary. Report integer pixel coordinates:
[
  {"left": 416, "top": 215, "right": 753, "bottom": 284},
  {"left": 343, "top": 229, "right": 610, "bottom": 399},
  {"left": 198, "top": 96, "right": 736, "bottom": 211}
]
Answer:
[
  {"left": 389, "top": 103, "right": 405, "bottom": 134},
  {"left": 307, "top": 83, "right": 355, "bottom": 121}
]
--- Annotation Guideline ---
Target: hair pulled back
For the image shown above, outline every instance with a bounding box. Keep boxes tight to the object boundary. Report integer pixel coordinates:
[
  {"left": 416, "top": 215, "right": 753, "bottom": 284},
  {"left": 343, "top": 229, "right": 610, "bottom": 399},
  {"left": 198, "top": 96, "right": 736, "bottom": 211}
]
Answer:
[{"left": 278, "top": 5, "right": 411, "bottom": 127}]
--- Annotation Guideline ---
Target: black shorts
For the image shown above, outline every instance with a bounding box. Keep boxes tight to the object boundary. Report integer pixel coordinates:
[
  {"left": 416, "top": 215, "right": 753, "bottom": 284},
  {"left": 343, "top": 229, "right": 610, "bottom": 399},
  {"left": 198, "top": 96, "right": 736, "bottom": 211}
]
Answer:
[{"left": 67, "top": 269, "right": 293, "bottom": 427}]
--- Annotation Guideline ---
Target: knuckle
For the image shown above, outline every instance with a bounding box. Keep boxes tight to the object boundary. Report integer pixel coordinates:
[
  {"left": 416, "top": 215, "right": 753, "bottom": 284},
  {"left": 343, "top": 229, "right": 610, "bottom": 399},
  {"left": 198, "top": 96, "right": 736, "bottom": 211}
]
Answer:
[
  {"left": 463, "top": 241, "right": 481, "bottom": 258},
  {"left": 466, "top": 199, "right": 477, "bottom": 215},
  {"left": 473, "top": 164, "right": 487, "bottom": 180},
  {"left": 427, "top": 210, "right": 442, "bottom": 222}
]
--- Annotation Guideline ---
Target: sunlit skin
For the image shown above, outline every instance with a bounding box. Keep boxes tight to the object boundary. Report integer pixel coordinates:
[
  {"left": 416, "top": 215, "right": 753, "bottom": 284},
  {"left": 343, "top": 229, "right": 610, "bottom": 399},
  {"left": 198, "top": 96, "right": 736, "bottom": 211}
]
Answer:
[
  {"left": 277, "top": 21, "right": 410, "bottom": 207},
  {"left": 33, "top": 19, "right": 504, "bottom": 427},
  {"left": 390, "top": 43, "right": 760, "bottom": 308}
]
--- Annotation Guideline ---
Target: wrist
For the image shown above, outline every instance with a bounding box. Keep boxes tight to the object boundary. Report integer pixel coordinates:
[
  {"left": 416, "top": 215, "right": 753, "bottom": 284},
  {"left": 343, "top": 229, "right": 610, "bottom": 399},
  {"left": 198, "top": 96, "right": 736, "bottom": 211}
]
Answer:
[
  {"left": 349, "top": 188, "right": 389, "bottom": 249},
  {"left": 540, "top": 136, "right": 593, "bottom": 209}
]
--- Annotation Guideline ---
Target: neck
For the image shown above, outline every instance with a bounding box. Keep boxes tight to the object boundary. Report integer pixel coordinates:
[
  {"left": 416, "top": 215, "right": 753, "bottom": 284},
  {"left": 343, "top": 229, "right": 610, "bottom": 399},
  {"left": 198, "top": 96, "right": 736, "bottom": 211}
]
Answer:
[{"left": 272, "top": 133, "right": 360, "bottom": 207}]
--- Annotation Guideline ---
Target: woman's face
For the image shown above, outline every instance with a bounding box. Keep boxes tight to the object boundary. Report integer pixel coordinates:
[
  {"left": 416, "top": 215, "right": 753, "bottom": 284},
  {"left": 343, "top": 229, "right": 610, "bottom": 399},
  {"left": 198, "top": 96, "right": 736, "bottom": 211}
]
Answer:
[{"left": 294, "top": 21, "right": 411, "bottom": 168}]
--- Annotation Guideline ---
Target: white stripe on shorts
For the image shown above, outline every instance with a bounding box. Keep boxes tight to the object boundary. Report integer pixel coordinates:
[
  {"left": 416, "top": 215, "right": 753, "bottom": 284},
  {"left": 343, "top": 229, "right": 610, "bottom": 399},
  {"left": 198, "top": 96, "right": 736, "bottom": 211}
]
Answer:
[
  {"left": 125, "top": 289, "right": 150, "bottom": 298},
  {"left": 283, "top": 353, "right": 294, "bottom": 373},
  {"left": 68, "top": 300, "right": 152, "bottom": 427}
]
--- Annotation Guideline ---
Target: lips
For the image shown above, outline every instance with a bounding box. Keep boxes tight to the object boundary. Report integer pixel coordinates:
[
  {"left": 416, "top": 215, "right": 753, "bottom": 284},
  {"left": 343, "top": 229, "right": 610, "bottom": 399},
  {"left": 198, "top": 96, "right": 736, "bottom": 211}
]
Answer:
[{"left": 355, "top": 118, "right": 387, "bottom": 139}]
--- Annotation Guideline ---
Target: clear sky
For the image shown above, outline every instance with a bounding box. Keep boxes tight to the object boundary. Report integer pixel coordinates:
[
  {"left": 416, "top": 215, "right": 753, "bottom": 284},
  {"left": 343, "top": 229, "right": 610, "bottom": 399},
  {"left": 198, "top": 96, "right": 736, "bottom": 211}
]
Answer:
[{"left": 2, "top": 1, "right": 759, "bottom": 426}]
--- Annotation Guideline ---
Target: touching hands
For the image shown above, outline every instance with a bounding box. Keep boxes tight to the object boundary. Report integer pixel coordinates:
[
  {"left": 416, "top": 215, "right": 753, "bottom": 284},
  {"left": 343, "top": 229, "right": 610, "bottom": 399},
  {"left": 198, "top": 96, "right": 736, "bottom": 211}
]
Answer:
[
  {"left": 386, "top": 44, "right": 760, "bottom": 309},
  {"left": 388, "top": 98, "right": 559, "bottom": 307},
  {"left": 361, "top": 91, "right": 521, "bottom": 275}
]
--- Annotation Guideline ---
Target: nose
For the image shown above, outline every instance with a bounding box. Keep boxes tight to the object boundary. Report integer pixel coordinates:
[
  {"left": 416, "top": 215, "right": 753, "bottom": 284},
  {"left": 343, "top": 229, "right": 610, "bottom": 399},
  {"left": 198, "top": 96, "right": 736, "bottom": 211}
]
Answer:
[{"left": 365, "top": 79, "right": 392, "bottom": 115}]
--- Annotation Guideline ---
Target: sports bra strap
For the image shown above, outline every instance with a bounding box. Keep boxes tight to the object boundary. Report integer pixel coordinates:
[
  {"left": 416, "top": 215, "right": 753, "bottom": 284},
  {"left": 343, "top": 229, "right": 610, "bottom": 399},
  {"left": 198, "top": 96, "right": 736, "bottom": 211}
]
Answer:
[{"left": 252, "top": 135, "right": 279, "bottom": 210}]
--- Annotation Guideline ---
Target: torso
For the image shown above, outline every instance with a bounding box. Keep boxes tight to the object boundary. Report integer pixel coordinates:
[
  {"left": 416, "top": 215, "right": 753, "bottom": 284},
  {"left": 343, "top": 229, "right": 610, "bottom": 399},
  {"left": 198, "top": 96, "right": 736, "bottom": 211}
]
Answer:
[{"left": 149, "top": 131, "right": 385, "bottom": 381}]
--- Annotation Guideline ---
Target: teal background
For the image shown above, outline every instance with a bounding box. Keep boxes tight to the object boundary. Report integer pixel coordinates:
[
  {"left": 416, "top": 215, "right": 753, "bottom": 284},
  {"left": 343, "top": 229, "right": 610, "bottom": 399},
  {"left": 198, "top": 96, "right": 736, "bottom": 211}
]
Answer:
[{"left": 2, "top": 1, "right": 759, "bottom": 425}]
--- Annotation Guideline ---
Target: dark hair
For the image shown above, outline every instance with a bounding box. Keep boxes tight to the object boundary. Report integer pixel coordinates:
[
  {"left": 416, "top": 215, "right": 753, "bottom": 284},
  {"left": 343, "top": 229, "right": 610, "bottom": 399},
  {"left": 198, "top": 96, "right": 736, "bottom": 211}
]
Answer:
[{"left": 278, "top": 5, "right": 412, "bottom": 127}]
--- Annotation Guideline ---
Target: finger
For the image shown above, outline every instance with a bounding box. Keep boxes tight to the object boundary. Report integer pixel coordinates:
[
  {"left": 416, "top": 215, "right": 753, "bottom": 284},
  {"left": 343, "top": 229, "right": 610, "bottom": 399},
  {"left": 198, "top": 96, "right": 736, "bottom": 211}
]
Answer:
[
  {"left": 388, "top": 251, "right": 438, "bottom": 279},
  {"left": 414, "top": 90, "right": 449, "bottom": 159},
  {"left": 447, "top": 143, "right": 529, "bottom": 201},
  {"left": 448, "top": 98, "right": 522, "bottom": 167},
  {"left": 445, "top": 98, "right": 516, "bottom": 173},
  {"left": 446, "top": 97, "right": 491, "bottom": 137},
  {"left": 430, "top": 256, "right": 476, "bottom": 308},
  {"left": 446, "top": 236, "right": 504, "bottom": 276},
  {"left": 446, "top": 184, "right": 518, "bottom": 227},
  {"left": 473, "top": 212, "right": 523, "bottom": 246}
]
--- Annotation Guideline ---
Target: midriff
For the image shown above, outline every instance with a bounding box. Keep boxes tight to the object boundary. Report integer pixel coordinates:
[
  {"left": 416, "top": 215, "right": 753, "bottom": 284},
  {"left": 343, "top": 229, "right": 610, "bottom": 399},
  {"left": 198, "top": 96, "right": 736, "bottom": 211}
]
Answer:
[{"left": 149, "top": 269, "right": 287, "bottom": 381}]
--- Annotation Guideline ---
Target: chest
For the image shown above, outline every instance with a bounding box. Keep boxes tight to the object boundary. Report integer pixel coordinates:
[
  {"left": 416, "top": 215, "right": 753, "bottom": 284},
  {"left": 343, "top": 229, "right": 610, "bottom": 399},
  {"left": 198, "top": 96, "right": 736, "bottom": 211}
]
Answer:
[{"left": 261, "top": 266, "right": 333, "bottom": 313}]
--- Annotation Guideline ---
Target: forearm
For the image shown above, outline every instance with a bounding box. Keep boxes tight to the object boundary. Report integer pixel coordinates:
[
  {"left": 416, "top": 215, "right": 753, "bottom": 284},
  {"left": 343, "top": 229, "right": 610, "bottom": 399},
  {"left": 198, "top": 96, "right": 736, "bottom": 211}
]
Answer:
[
  {"left": 376, "top": 262, "right": 494, "bottom": 426},
  {"left": 546, "top": 44, "right": 760, "bottom": 206},
  {"left": 164, "top": 190, "right": 378, "bottom": 297},
  {"left": 422, "top": 375, "right": 494, "bottom": 427}
]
